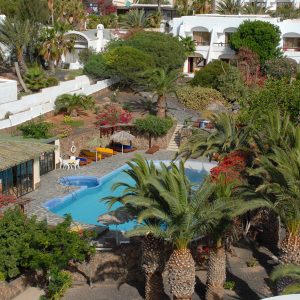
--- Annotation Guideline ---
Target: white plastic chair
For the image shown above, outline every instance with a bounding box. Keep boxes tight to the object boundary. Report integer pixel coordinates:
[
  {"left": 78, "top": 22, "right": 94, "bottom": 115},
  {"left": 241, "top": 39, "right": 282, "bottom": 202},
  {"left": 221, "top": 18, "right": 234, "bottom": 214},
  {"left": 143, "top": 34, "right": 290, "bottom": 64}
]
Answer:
[
  {"left": 70, "top": 156, "right": 76, "bottom": 160},
  {"left": 73, "top": 159, "right": 80, "bottom": 170},
  {"left": 59, "top": 157, "right": 70, "bottom": 169}
]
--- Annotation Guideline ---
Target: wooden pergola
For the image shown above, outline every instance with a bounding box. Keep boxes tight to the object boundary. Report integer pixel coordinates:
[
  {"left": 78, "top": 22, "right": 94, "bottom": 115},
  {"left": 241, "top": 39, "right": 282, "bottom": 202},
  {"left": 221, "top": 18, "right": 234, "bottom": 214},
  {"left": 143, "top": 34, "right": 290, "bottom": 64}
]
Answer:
[{"left": 99, "top": 123, "right": 135, "bottom": 138}]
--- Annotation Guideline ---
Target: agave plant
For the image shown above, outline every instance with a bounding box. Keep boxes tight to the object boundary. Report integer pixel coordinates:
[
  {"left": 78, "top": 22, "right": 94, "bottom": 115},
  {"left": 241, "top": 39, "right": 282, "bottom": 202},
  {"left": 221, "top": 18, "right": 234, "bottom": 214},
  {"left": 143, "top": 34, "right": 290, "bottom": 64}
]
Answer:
[
  {"left": 271, "top": 264, "right": 300, "bottom": 294},
  {"left": 178, "top": 112, "right": 250, "bottom": 161}
]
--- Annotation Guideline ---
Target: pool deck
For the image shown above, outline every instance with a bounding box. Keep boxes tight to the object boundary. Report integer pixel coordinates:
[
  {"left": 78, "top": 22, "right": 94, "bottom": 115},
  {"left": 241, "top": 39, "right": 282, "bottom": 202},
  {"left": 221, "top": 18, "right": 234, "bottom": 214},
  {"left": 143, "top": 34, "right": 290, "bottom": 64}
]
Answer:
[{"left": 26, "top": 150, "right": 202, "bottom": 229}]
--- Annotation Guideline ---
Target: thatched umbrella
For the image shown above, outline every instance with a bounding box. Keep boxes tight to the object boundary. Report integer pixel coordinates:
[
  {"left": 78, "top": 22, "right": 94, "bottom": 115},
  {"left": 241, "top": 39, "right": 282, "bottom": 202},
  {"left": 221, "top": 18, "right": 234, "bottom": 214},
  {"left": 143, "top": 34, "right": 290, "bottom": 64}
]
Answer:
[
  {"left": 98, "top": 207, "right": 134, "bottom": 244},
  {"left": 110, "top": 131, "right": 135, "bottom": 154}
]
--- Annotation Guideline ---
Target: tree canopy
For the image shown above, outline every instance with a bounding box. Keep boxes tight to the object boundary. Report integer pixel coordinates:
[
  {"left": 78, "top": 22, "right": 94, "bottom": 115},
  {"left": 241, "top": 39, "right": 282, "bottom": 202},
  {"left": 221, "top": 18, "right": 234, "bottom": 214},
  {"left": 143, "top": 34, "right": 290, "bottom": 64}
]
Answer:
[
  {"left": 108, "top": 31, "right": 186, "bottom": 72},
  {"left": 230, "top": 20, "right": 281, "bottom": 63}
]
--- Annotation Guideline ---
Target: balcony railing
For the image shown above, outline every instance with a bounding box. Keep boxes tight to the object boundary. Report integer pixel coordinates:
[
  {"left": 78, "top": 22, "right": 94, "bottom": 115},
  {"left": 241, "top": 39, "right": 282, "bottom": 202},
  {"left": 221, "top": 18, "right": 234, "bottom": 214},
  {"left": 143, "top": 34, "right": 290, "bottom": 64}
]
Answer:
[
  {"left": 283, "top": 47, "right": 300, "bottom": 52},
  {"left": 213, "top": 42, "right": 230, "bottom": 47},
  {"left": 195, "top": 41, "right": 210, "bottom": 46}
]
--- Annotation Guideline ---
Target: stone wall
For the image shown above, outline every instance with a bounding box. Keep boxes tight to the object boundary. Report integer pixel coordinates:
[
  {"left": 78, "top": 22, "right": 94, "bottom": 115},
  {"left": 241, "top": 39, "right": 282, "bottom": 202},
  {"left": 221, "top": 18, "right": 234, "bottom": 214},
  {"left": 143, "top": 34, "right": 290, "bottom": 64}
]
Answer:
[
  {"left": 131, "top": 122, "right": 177, "bottom": 149},
  {"left": 59, "top": 122, "right": 177, "bottom": 156},
  {"left": 0, "top": 276, "right": 29, "bottom": 300},
  {"left": 68, "top": 240, "right": 144, "bottom": 286}
]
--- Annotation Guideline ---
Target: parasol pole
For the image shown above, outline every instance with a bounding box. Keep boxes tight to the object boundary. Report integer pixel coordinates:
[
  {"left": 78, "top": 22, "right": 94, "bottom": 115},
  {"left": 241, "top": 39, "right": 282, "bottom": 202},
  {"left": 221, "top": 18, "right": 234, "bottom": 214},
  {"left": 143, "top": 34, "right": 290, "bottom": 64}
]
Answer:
[{"left": 122, "top": 143, "right": 124, "bottom": 155}]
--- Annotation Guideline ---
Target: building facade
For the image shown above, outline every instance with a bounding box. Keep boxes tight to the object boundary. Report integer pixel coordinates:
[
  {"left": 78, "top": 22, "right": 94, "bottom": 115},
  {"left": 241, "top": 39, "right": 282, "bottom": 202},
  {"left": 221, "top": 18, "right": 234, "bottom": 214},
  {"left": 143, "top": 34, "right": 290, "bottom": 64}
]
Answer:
[{"left": 170, "top": 14, "right": 300, "bottom": 74}]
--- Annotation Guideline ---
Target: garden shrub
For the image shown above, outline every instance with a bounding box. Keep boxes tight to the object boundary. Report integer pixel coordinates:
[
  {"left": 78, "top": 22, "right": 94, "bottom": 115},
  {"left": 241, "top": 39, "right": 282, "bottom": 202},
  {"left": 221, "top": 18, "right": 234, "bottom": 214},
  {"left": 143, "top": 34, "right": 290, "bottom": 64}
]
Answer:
[
  {"left": 103, "top": 46, "right": 155, "bottom": 84},
  {"left": 217, "top": 67, "right": 247, "bottom": 102},
  {"left": 238, "top": 79, "right": 300, "bottom": 129},
  {"left": 83, "top": 54, "right": 110, "bottom": 79},
  {"left": 177, "top": 85, "right": 226, "bottom": 112},
  {"left": 108, "top": 31, "right": 186, "bottom": 71},
  {"left": 134, "top": 115, "right": 173, "bottom": 147},
  {"left": 24, "top": 66, "right": 58, "bottom": 92},
  {"left": 96, "top": 103, "right": 132, "bottom": 127},
  {"left": 230, "top": 20, "right": 281, "bottom": 63},
  {"left": 0, "top": 208, "right": 94, "bottom": 280},
  {"left": 78, "top": 48, "right": 94, "bottom": 65},
  {"left": 190, "top": 60, "right": 232, "bottom": 88},
  {"left": 18, "top": 119, "right": 53, "bottom": 139},
  {"left": 55, "top": 94, "right": 95, "bottom": 115},
  {"left": 41, "top": 269, "right": 72, "bottom": 300},
  {"left": 263, "top": 57, "right": 298, "bottom": 80}
]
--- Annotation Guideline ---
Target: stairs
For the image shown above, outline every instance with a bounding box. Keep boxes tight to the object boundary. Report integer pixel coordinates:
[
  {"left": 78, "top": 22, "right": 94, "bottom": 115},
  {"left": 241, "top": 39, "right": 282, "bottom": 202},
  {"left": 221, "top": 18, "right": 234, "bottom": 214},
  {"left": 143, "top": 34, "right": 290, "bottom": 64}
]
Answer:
[{"left": 167, "top": 124, "right": 184, "bottom": 151}]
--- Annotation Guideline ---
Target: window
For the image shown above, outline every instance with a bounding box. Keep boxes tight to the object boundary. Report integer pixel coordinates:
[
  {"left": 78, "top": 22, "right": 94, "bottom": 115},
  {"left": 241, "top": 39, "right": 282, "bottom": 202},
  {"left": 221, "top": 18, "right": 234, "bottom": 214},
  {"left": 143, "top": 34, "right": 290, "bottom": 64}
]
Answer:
[
  {"left": 40, "top": 151, "right": 55, "bottom": 176},
  {"left": 0, "top": 160, "right": 33, "bottom": 197},
  {"left": 193, "top": 31, "right": 211, "bottom": 46},
  {"left": 225, "top": 32, "right": 233, "bottom": 44},
  {"left": 283, "top": 37, "right": 300, "bottom": 50}
]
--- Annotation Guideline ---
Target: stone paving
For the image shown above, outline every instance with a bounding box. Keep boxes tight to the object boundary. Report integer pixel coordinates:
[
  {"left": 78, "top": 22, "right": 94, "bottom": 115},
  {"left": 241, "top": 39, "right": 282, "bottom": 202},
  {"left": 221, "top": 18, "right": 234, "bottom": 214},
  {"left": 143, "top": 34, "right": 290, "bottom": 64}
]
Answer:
[
  {"left": 25, "top": 150, "right": 177, "bottom": 227},
  {"left": 63, "top": 246, "right": 275, "bottom": 300}
]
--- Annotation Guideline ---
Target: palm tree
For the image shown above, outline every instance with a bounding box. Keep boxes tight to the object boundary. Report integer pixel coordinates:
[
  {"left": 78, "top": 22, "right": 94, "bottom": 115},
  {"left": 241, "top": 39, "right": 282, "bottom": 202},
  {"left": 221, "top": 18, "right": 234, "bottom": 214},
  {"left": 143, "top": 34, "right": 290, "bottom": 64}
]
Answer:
[
  {"left": 242, "top": 3, "right": 267, "bottom": 14},
  {"left": 252, "top": 146, "right": 300, "bottom": 266},
  {"left": 119, "top": 9, "right": 150, "bottom": 30},
  {"left": 0, "top": 17, "right": 31, "bottom": 73},
  {"left": 270, "top": 4, "right": 300, "bottom": 20},
  {"left": 179, "top": 36, "right": 196, "bottom": 57},
  {"left": 105, "top": 155, "right": 167, "bottom": 300},
  {"left": 143, "top": 68, "right": 179, "bottom": 118},
  {"left": 216, "top": 0, "right": 242, "bottom": 14},
  {"left": 125, "top": 162, "right": 222, "bottom": 300},
  {"left": 38, "top": 23, "right": 75, "bottom": 73},
  {"left": 178, "top": 112, "right": 250, "bottom": 160},
  {"left": 192, "top": 0, "right": 211, "bottom": 14},
  {"left": 205, "top": 177, "right": 270, "bottom": 300},
  {"left": 271, "top": 264, "right": 300, "bottom": 294}
]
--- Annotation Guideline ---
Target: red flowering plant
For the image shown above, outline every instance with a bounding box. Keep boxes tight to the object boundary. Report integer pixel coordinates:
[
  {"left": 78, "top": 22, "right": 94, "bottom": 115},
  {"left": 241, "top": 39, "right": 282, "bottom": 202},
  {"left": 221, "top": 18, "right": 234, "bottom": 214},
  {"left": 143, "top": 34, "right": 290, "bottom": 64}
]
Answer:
[
  {"left": 210, "top": 150, "right": 249, "bottom": 185},
  {"left": 0, "top": 194, "right": 16, "bottom": 209},
  {"left": 96, "top": 104, "right": 133, "bottom": 135}
]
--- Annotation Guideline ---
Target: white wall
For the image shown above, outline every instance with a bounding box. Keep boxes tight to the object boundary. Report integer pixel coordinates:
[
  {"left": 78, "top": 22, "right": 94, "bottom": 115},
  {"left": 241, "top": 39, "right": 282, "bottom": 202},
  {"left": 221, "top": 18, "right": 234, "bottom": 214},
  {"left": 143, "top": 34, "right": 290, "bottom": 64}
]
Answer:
[
  {"left": 0, "top": 79, "right": 18, "bottom": 104},
  {"left": 0, "top": 76, "right": 117, "bottom": 130}
]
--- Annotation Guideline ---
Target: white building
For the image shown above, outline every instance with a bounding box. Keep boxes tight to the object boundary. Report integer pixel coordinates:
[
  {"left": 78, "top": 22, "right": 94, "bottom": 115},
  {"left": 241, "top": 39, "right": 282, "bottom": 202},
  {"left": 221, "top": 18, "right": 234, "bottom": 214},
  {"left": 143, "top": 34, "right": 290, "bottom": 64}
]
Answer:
[
  {"left": 169, "top": 14, "right": 300, "bottom": 74},
  {"left": 63, "top": 24, "right": 114, "bottom": 69},
  {"left": 242, "top": 0, "right": 300, "bottom": 11}
]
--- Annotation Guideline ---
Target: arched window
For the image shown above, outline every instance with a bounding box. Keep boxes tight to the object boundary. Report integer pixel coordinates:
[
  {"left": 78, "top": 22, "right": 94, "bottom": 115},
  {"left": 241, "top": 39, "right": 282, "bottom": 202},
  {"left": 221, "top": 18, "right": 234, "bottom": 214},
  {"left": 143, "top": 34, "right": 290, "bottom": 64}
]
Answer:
[{"left": 191, "top": 26, "right": 210, "bottom": 46}]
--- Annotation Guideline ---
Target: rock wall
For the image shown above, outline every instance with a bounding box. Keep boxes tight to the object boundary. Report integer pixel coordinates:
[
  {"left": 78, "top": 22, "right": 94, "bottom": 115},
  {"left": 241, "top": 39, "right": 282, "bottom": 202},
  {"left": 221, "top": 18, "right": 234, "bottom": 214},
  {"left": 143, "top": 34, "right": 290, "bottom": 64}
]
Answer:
[
  {"left": 0, "top": 276, "right": 29, "bottom": 300},
  {"left": 59, "top": 123, "right": 177, "bottom": 156}
]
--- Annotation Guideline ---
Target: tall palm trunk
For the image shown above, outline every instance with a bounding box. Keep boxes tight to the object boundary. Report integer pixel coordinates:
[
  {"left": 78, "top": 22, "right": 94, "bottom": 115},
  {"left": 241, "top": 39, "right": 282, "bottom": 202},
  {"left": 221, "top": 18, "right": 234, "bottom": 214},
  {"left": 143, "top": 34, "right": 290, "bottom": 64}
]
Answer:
[
  {"left": 142, "top": 234, "right": 166, "bottom": 300},
  {"left": 48, "top": 59, "right": 56, "bottom": 74},
  {"left": 16, "top": 47, "right": 27, "bottom": 73},
  {"left": 211, "top": 0, "right": 216, "bottom": 13},
  {"left": 156, "top": 95, "right": 166, "bottom": 118},
  {"left": 277, "top": 226, "right": 300, "bottom": 293},
  {"left": 167, "top": 248, "right": 195, "bottom": 300},
  {"left": 206, "top": 244, "right": 226, "bottom": 300},
  {"left": 157, "top": 0, "right": 162, "bottom": 13}
]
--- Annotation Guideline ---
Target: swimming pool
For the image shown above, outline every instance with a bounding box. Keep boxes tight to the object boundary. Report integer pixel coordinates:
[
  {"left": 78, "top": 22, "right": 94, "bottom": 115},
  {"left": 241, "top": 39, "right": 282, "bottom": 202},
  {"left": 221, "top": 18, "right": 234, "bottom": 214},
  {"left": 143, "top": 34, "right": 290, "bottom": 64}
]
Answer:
[{"left": 44, "top": 161, "right": 215, "bottom": 231}]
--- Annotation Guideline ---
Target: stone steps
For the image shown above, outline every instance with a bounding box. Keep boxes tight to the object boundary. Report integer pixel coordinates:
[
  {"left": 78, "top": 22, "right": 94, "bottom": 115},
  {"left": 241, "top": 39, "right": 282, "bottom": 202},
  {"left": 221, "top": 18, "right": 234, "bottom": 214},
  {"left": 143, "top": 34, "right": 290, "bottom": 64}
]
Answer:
[{"left": 167, "top": 124, "right": 184, "bottom": 151}]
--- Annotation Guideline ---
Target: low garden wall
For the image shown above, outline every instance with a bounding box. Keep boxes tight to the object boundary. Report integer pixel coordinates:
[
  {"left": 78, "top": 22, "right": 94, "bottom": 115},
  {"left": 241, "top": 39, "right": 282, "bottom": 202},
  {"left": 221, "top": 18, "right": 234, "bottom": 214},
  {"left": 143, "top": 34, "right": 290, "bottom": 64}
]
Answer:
[
  {"left": 0, "top": 276, "right": 29, "bottom": 300},
  {"left": 0, "top": 76, "right": 117, "bottom": 130}
]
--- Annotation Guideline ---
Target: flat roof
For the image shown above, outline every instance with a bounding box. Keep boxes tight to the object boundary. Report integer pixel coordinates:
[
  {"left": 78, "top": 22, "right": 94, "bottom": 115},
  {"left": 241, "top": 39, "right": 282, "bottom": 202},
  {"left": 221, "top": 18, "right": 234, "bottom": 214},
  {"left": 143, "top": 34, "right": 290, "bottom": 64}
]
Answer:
[{"left": 0, "top": 138, "right": 56, "bottom": 171}]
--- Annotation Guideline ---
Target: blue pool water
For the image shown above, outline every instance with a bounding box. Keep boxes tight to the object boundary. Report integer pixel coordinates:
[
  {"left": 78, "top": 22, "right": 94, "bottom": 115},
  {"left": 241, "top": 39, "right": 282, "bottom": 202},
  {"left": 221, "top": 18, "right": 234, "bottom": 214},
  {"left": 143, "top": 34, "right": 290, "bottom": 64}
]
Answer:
[{"left": 44, "top": 163, "right": 207, "bottom": 231}]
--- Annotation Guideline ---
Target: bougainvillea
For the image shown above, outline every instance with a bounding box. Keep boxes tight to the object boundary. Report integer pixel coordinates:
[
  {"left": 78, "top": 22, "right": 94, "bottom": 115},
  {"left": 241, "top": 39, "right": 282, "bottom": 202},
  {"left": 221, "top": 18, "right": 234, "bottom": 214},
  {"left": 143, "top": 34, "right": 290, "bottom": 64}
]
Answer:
[
  {"left": 210, "top": 150, "right": 249, "bottom": 184},
  {"left": 0, "top": 194, "right": 16, "bottom": 208},
  {"left": 96, "top": 104, "right": 132, "bottom": 135}
]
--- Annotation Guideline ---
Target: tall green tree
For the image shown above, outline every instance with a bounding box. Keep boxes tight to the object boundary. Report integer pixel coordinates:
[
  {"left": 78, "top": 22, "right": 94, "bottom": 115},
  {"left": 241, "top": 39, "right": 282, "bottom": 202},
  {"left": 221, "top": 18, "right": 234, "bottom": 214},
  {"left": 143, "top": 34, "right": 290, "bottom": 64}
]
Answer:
[
  {"left": 143, "top": 68, "right": 179, "bottom": 117},
  {"left": 230, "top": 20, "right": 281, "bottom": 63},
  {"left": 38, "top": 22, "right": 74, "bottom": 73},
  {"left": 0, "top": 17, "right": 31, "bottom": 72}
]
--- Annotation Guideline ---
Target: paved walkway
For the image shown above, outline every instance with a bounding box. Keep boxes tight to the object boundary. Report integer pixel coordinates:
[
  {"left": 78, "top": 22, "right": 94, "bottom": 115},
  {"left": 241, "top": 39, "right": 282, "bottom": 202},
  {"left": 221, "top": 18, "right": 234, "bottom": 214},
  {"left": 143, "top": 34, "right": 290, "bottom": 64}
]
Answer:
[
  {"left": 12, "top": 287, "right": 44, "bottom": 300},
  {"left": 25, "top": 150, "right": 177, "bottom": 227}
]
